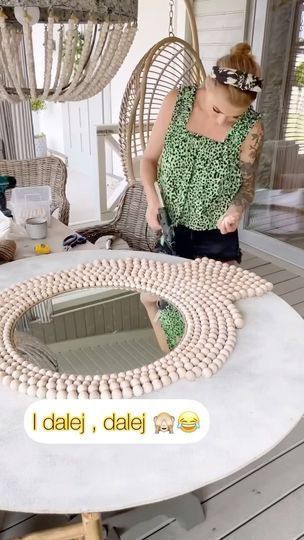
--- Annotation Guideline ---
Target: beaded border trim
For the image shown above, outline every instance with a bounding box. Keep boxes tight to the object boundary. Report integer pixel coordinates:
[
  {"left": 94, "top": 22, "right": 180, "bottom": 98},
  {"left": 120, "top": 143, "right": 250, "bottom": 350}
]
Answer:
[{"left": 0, "top": 256, "right": 273, "bottom": 399}]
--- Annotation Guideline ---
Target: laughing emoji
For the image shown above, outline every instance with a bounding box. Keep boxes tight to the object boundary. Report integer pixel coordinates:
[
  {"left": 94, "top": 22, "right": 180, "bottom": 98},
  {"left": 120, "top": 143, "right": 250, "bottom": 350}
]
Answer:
[{"left": 177, "top": 411, "right": 200, "bottom": 433}]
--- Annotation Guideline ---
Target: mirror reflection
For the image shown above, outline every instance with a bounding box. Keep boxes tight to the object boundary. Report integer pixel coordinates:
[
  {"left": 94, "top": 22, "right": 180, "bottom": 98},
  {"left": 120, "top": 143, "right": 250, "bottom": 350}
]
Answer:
[{"left": 13, "top": 288, "right": 184, "bottom": 375}]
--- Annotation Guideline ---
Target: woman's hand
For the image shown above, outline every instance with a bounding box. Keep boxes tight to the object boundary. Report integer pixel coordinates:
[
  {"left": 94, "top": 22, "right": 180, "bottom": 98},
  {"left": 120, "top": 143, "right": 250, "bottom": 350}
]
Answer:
[
  {"left": 217, "top": 207, "right": 242, "bottom": 234},
  {"left": 146, "top": 204, "right": 162, "bottom": 231}
]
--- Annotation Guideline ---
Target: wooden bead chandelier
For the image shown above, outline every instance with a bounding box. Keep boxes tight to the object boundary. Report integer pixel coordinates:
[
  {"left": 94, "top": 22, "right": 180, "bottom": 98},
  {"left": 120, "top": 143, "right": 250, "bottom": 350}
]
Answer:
[{"left": 0, "top": 1, "right": 138, "bottom": 103}]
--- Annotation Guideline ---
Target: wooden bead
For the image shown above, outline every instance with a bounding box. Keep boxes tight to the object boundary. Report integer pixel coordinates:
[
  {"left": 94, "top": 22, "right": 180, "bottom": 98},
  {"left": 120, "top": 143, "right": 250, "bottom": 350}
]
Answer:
[
  {"left": 143, "top": 382, "right": 153, "bottom": 393},
  {"left": 36, "top": 387, "right": 47, "bottom": 399},
  {"left": 10, "top": 379, "right": 20, "bottom": 391},
  {"left": 3, "top": 375, "right": 12, "bottom": 386},
  {"left": 101, "top": 391, "right": 111, "bottom": 399},
  {"left": 133, "top": 385, "right": 144, "bottom": 397},
  {"left": 177, "top": 367, "right": 186, "bottom": 378},
  {"left": 192, "top": 366, "right": 202, "bottom": 377},
  {"left": 67, "top": 391, "right": 78, "bottom": 399},
  {"left": 89, "top": 391, "right": 100, "bottom": 399},
  {"left": 185, "top": 371, "right": 195, "bottom": 382},
  {"left": 169, "top": 371, "right": 179, "bottom": 383},
  {"left": 122, "top": 387, "right": 133, "bottom": 398},
  {"left": 46, "top": 389, "right": 57, "bottom": 399},
  {"left": 57, "top": 390, "right": 67, "bottom": 399},
  {"left": 27, "top": 385, "right": 37, "bottom": 397},
  {"left": 78, "top": 391, "right": 89, "bottom": 399},
  {"left": 161, "top": 375, "right": 171, "bottom": 386},
  {"left": 112, "top": 389, "right": 123, "bottom": 399},
  {"left": 152, "top": 379, "right": 163, "bottom": 390}
]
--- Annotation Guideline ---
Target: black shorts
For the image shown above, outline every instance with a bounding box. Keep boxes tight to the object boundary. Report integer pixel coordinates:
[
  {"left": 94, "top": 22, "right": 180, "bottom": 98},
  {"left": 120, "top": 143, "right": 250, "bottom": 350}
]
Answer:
[{"left": 174, "top": 225, "right": 242, "bottom": 263}]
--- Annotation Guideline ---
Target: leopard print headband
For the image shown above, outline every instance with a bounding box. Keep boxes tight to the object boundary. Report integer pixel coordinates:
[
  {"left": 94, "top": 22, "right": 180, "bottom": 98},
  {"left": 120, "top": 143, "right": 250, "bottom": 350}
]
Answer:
[{"left": 210, "top": 66, "right": 263, "bottom": 93}]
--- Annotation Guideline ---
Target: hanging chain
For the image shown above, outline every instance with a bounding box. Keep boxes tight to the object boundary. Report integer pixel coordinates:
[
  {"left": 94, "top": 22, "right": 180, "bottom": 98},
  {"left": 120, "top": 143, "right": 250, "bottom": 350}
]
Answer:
[{"left": 168, "top": 0, "right": 175, "bottom": 36}]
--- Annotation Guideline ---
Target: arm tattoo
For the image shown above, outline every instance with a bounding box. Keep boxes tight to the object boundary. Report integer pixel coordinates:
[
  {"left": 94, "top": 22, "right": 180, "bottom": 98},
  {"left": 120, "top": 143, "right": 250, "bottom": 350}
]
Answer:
[{"left": 232, "top": 127, "right": 264, "bottom": 209}]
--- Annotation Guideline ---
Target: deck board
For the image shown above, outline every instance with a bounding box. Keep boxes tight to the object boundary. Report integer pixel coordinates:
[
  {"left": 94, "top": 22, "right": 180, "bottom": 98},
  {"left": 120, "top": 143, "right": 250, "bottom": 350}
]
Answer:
[
  {"left": 294, "top": 302, "right": 304, "bottom": 317},
  {"left": 240, "top": 258, "right": 274, "bottom": 270},
  {"left": 185, "top": 445, "right": 304, "bottom": 539},
  {"left": 245, "top": 263, "right": 283, "bottom": 277},
  {"left": 273, "top": 276, "right": 304, "bottom": 295},
  {"left": 261, "top": 269, "right": 298, "bottom": 284},
  {"left": 145, "top": 445, "right": 304, "bottom": 540},
  {"left": 240, "top": 251, "right": 257, "bottom": 262},
  {"left": 281, "top": 287, "right": 304, "bottom": 306},
  {"left": 195, "top": 418, "right": 304, "bottom": 501},
  {"left": 223, "top": 485, "right": 304, "bottom": 540}
]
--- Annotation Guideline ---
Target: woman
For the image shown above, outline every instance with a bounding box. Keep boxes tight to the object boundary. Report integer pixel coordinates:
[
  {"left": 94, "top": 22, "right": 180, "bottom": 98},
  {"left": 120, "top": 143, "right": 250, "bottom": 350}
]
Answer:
[{"left": 140, "top": 42, "right": 264, "bottom": 351}]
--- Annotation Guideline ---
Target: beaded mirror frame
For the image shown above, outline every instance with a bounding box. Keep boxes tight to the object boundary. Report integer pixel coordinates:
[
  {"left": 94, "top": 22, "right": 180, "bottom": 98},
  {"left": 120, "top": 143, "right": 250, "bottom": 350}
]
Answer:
[{"left": 0, "top": 256, "right": 273, "bottom": 399}]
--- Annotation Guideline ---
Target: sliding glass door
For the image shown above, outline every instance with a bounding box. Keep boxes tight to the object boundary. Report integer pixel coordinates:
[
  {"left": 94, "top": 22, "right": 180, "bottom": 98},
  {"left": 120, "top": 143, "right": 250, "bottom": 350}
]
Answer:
[{"left": 240, "top": 0, "right": 304, "bottom": 267}]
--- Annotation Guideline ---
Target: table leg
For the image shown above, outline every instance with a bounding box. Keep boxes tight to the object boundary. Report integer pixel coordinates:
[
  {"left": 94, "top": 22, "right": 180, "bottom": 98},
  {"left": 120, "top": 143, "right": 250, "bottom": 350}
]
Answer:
[
  {"left": 106, "top": 526, "right": 121, "bottom": 540},
  {"left": 134, "top": 493, "right": 205, "bottom": 531},
  {"left": 166, "top": 493, "right": 205, "bottom": 530},
  {"left": 82, "top": 512, "right": 103, "bottom": 540},
  {"left": 104, "top": 493, "right": 205, "bottom": 538}
]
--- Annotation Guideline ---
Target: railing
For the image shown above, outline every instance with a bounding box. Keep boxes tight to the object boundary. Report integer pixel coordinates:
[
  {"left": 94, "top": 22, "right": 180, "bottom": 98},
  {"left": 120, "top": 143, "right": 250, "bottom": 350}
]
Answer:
[
  {"left": 47, "top": 147, "right": 69, "bottom": 166},
  {"left": 96, "top": 123, "right": 127, "bottom": 215}
]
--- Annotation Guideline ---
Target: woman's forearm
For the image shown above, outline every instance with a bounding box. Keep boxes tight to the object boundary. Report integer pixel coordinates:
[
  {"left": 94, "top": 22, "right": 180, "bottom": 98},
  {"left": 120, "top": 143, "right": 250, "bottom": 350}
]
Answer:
[
  {"left": 230, "top": 160, "right": 256, "bottom": 212},
  {"left": 228, "top": 120, "right": 264, "bottom": 215},
  {"left": 140, "top": 157, "right": 159, "bottom": 207}
]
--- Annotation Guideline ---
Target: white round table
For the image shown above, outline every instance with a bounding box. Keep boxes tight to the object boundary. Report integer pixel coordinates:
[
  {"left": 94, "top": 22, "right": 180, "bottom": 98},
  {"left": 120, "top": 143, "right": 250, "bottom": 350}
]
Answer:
[{"left": 0, "top": 250, "right": 304, "bottom": 515}]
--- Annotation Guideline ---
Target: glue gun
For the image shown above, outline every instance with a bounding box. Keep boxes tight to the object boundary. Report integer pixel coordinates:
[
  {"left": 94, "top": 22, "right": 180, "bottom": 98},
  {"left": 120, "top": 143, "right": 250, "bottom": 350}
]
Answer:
[{"left": 155, "top": 182, "right": 176, "bottom": 256}]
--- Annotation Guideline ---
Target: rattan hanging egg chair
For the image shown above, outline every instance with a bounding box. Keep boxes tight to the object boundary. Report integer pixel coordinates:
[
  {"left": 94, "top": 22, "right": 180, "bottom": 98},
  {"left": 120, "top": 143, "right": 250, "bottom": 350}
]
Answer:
[
  {"left": 79, "top": 0, "right": 205, "bottom": 250},
  {"left": 119, "top": 0, "right": 205, "bottom": 182}
]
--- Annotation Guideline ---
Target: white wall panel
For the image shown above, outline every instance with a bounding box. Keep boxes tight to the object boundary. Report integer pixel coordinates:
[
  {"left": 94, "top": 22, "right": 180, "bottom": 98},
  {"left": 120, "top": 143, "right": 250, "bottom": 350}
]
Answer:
[{"left": 194, "top": 0, "right": 247, "bottom": 73}]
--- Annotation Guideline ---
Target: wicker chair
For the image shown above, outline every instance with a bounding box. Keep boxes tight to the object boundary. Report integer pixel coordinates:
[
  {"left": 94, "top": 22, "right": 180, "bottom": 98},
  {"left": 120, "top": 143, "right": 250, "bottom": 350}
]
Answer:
[
  {"left": 0, "top": 156, "right": 70, "bottom": 225},
  {"left": 78, "top": 182, "right": 159, "bottom": 251}
]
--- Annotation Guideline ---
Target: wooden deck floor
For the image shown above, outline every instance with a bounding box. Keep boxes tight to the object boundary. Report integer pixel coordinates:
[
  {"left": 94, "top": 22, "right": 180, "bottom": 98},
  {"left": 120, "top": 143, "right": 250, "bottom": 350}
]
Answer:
[
  {"left": 240, "top": 247, "right": 304, "bottom": 318},
  {"left": 1, "top": 246, "right": 304, "bottom": 540}
]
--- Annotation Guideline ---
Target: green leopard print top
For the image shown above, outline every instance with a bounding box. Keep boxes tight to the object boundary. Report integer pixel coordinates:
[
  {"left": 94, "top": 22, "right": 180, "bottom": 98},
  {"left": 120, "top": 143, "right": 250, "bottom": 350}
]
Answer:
[{"left": 158, "top": 85, "right": 261, "bottom": 231}]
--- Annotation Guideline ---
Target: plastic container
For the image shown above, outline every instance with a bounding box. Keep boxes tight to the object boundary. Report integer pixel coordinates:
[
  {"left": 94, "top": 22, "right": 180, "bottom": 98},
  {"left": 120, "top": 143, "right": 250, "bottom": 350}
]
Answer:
[{"left": 9, "top": 186, "right": 52, "bottom": 225}]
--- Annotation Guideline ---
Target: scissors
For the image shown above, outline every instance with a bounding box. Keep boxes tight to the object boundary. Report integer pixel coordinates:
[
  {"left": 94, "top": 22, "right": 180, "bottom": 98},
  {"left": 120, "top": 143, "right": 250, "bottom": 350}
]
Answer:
[{"left": 63, "top": 233, "right": 87, "bottom": 251}]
